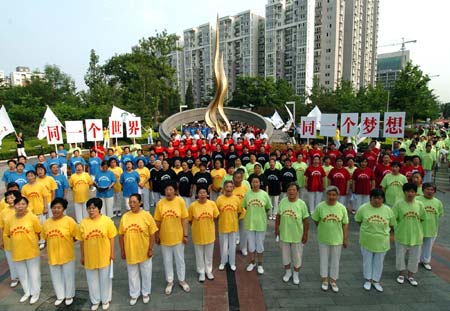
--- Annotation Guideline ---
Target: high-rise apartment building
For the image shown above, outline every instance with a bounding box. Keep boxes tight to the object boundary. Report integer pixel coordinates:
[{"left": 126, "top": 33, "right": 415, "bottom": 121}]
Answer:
[
  {"left": 376, "top": 50, "right": 410, "bottom": 90},
  {"left": 265, "top": 0, "right": 316, "bottom": 95},
  {"left": 168, "top": 39, "right": 186, "bottom": 102}
]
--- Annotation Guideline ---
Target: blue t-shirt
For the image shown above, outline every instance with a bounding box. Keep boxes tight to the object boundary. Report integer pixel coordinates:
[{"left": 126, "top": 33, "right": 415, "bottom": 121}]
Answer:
[
  {"left": 34, "top": 162, "right": 49, "bottom": 173},
  {"left": 58, "top": 150, "right": 68, "bottom": 165},
  {"left": 104, "top": 155, "right": 120, "bottom": 165},
  {"left": 23, "top": 163, "right": 34, "bottom": 173},
  {"left": 51, "top": 174, "right": 69, "bottom": 198},
  {"left": 69, "top": 156, "right": 86, "bottom": 172},
  {"left": 134, "top": 155, "right": 148, "bottom": 166},
  {"left": 88, "top": 157, "right": 102, "bottom": 176},
  {"left": 47, "top": 158, "right": 61, "bottom": 175},
  {"left": 7, "top": 172, "right": 27, "bottom": 190},
  {"left": 120, "top": 170, "right": 140, "bottom": 197},
  {"left": 2, "top": 170, "right": 15, "bottom": 183},
  {"left": 121, "top": 154, "right": 135, "bottom": 169},
  {"left": 95, "top": 170, "right": 116, "bottom": 198}
]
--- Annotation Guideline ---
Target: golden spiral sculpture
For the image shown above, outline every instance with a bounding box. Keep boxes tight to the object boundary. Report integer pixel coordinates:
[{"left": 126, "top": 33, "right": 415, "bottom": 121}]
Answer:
[{"left": 205, "top": 15, "right": 232, "bottom": 134}]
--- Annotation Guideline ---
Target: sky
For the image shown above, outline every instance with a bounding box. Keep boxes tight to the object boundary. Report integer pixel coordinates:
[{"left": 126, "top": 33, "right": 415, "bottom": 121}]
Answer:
[{"left": 1, "top": 0, "right": 449, "bottom": 102}]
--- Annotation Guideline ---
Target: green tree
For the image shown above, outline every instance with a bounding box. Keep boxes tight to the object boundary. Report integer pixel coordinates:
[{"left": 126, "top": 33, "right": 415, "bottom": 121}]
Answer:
[
  {"left": 440, "top": 102, "right": 450, "bottom": 119},
  {"left": 185, "top": 80, "right": 195, "bottom": 109}
]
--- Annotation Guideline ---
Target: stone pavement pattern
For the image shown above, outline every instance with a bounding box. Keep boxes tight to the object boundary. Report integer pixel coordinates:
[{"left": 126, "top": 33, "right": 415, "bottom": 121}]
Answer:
[{"left": 0, "top": 159, "right": 449, "bottom": 310}]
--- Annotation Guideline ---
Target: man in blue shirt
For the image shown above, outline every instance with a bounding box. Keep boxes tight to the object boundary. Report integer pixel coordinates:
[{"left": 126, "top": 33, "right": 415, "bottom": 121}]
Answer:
[
  {"left": 94, "top": 161, "right": 116, "bottom": 218},
  {"left": 49, "top": 163, "right": 69, "bottom": 199}
]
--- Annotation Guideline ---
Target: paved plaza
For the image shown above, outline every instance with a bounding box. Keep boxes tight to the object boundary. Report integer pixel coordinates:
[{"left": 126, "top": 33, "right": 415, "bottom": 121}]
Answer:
[{"left": 0, "top": 158, "right": 449, "bottom": 311}]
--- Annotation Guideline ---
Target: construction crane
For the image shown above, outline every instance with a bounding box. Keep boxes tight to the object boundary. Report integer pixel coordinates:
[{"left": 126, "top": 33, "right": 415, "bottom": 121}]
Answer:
[{"left": 378, "top": 37, "right": 417, "bottom": 51}]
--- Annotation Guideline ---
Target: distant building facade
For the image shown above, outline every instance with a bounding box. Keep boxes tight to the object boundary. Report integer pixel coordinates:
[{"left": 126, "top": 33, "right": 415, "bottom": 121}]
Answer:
[{"left": 376, "top": 50, "right": 410, "bottom": 89}]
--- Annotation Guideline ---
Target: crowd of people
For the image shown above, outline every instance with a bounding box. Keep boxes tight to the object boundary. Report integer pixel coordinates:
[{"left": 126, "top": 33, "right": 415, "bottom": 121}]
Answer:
[{"left": 0, "top": 124, "right": 445, "bottom": 310}]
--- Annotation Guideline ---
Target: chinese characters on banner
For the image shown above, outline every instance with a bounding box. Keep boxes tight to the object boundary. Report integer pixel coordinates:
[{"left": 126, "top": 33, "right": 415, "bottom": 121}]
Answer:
[
  {"left": 109, "top": 118, "right": 123, "bottom": 138},
  {"left": 65, "top": 121, "right": 85, "bottom": 144},
  {"left": 383, "top": 112, "right": 405, "bottom": 138},
  {"left": 85, "top": 119, "right": 103, "bottom": 142},
  {"left": 360, "top": 113, "right": 380, "bottom": 138},
  {"left": 126, "top": 117, "right": 142, "bottom": 138},
  {"left": 46, "top": 124, "right": 63, "bottom": 145},
  {"left": 340, "top": 113, "right": 359, "bottom": 136},
  {"left": 320, "top": 114, "right": 338, "bottom": 137},
  {"left": 300, "top": 117, "right": 316, "bottom": 138}
]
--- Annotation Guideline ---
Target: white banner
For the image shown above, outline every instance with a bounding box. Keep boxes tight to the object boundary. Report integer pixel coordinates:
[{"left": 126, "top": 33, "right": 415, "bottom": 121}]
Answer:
[
  {"left": 300, "top": 117, "right": 317, "bottom": 138},
  {"left": 340, "top": 113, "right": 359, "bottom": 136},
  {"left": 383, "top": 112, "right": 406, "bottom": 138},
  {"left": 37, "top": 106, "right": 63, "bottom": 140},
  {"left": 320, "top": 114, "right": 338, "bottom": 137},
  {"left": 360, "top": 113, "right": 380, "bottom": 138},
  {"left": 126, "top": 117, "right": 142, "bottom": 138},
  {"left": 46, "top": 124, "right": 63, "bottom": 145},
  {"left": 109, "top": 118, "right": 124, "bottom": 138},
  {"left": 110, "top": 106, "right": 135, "bottom": 123},
  {"left": 270, "top": 111, "right": 285, "bottom": 129},
  {"left": 307, "top": 106, "right": 322, "bottom": 130},
  {"left": 65, "top": 121, "right": 85, "bottom": 143},
  {"left": 85, "top": 119, "right": 103, "bottom": 142},
  {"left": 0, "top": 106, "right": 16, "bottom": 144}
]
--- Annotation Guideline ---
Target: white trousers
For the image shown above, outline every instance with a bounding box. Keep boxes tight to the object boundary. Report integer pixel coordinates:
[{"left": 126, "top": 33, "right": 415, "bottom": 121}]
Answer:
[
  {"left": 194, "top": 243, "right": 214, "bottom": 275},
  {"left": 17, "top": 147, "right": 27, "bottom": 157},
  {"left": 421, "top": 237, "right": 436, "bottom": 264},
  {"left": 141, "top": 188, "right": 150, "bottom": 211},
  {"left": 127, "top": 258, "right": 152, "bottom": 298},
  {"left": 219, "top": 232, "right": 237, "bottom": 266},
  {"left": 338, "top": 195, "right": 347, "bottom": 206},
  {"left": 182, "top": 196, "right": 191, "bottom": 210},
  {"left": 49, "top": 260, "right": 75, "bottom": 300},
  {"left": 61, "top": 163, "right": 68, "bottom": 177},
  {"left": 74, "top": 202, "right": 88, "bottom": 223},
  {"left": 238, "top": 219, "right": 248, "bottom": 252},
  {"left": 113, "top": 192, "right": 122, "bottom": 212},
  {"left": 210, "top": 190, "right": 220, "bottom": 202},
  {"left": 124, "top": 196, "right": 131, "bottom": 211},
  {"left": 307, "top": 191, "right": 323, "bottom": 213},
  {"left": 247, "top": 231, "right": 265, "bottom": 254},
  {"left": 424, "top": 170, "right": 433, "bottom": 183},
  {"left": 4, "top": 250, "right": 18, "bottom": 280},
  {"left": 161, "top": 244, "right": 185, "bottom": 283},
  {"left": 85, "top": 266, "right": 112, "bottom": 305},
  {"left": 361, "top": 246, "right": 386, "bottom": 282},
  {"left": 15, "top": 256, "right": 40, "bottom": 297},
  {"left": 355, "top": 194, "right": 370, "bottom": 211},
  {"left": 395, "top": 242, "right": 421, "bottom": 273},
  {"left": 100, "top": 197, "right": 114, "bottom": 218},
  {"left": 269, "top": 195, "right": 279, "bottom": 216},
  {"left": 38, "top": 214, "right": 47, "bottom": 245},
  {"left": 319, "top": 243, "right": 342, "bottom": 280},
  {"left": 152, "top": 192, "right": 161, "bottom": 208},
  {"left": 279, "top": 192, "right": 287, "bottom": 202},
  {"left": 280, "top": 241, "right": 304, "bottom": 268},
  {"left": 298, "top": 188, "right": 307, "bottom": 202}
]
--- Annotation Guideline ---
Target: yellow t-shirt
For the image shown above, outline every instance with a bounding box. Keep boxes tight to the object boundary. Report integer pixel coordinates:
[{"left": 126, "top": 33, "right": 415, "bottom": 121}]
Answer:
[
  {"left": 21, "top": 182, "right": 49, "bottom": 215},
  {"left": 119, "top": 210, "right": 158, "bottom": 264},
  {"left": 69, "top": 172, "right": 93, "bottom": 203},
  {"left": 154, "top": 196, "right": 188, "bottom": 246},
  {"left": 211, "top": 168, "right": 226, "bottom": 191},
  {"left": 192, "top": 166, "right": 200, "bottom": 176},
  {"left": 42, "top": 216, "right": 78, "bottom": 265},
  {"left": 172, "top": 167, "right": 182, "bottom": 175},
  {"left": 76, "top": 215, "right": 117, "bottom": 269},
  {"left": 0, "top": 207, "right": 16, "bottom": 251},
  {"left": 135, "top": 167, "right": 150, "bottom": 189},
  {"left": 3, "top": 212, "right": 41, "bottom": 261},
  {"left": 188, "top": 200, "right": 219, "bottom": 245},
  {"left": 216, "top": 195, "right": 243, "bottom": 233},
  {"left": 37, "top": 175, "right": 57, "bottom": 203},
  {"left": 0, "top": 198, "right": 8, "bottom": 213},
  {"left": 232, "top": 184, "right": 249, "bottom": 220},
  {"left": 109, "top": 167, "right": 123, "bottom": 193}
]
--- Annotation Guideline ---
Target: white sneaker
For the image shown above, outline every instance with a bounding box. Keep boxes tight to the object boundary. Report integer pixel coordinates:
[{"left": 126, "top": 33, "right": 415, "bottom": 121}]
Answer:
[
  {"left": 39, "top": 243, "right": 45, "bottom": 250},
  {"left": 236, "top": 238, "right": 240, "bottom": 245},
  {"left": 199, "top": 273, "right": 206, "bottom": 282},
  {"left": 130, "top": 297, "right": 138, "bottom": 306},
  {"left": 10, "top": 279, "right": 19, "bottom": 288},
  {"left": 54, "top": 298, "right": 64, "bottom": 306},
  {"left": 241, "top": 249, "right": 248, "bottom": 256},
  {"left": 102, "top": 302, "right": 110, "bottom": 310},
  {"left": 257, "top": 265, "right": 264, "bottom": 275},
  {"left": 363, "top": 281, "right": 372, "bottom": 291},
  {"left": 65, "top": 298, "right": 73, "bottom": 306},
  {"left": 292, "top": 272, "right": 299, "bottom": 285},
  {"left": 246, "top": 263, "right": 256, "bottom": 272},
  {"left": 91, "top": 303, "right": 100, "bottom": 311},
  {"left": 142, "top": 295, "right": 150, "bottom": 304},
  {"left": 321, "top": 281, "right": 329, "bottom": 291},
  {"left": 19, "top": 295, "right": 30, "bottom": 303},
  {"left": 30, "top": 295, "right": 40, "bottom": 304},
  {"left": 282, "top": 270, "right": 292, "bottom": 282},
  {"left": 219, "top": 264, "right": 225, "bottom": 271},
  {"left": 373, "top": 282, "right": 384, "bottom": 292},
  {"left": 422, "top": 263, "right": 432, "bottom": 271},
  {"left": 206, "top": 272, "right": 214, "bottom": 280},
  {"left": 230, "top": 265, "right": 237, "bottom": 271}
]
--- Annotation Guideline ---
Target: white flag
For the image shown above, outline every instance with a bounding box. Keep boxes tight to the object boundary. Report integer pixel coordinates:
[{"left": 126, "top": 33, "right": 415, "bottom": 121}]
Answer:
[
  {"left": 37, "top": 106, "right": 63, "bottom": 140},
  {"left": 0, "top": 106, "right": 16, "bottom": 144},
  {"left": 270, "top": 111, "right": 285, "bottom": 129},
  {"left": 110, "top": 106, "right": 135, "bottom": 123}
]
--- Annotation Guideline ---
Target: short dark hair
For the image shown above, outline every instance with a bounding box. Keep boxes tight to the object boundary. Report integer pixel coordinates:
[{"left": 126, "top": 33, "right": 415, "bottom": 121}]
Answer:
[
  {"left": 370, "top": 188, "right": 385, "bottom": 201},
  {"left": 6, "top": 182, "right": 19, "bottom": 190},
  {"left": 4, "top": 190, "right": 21, "bottom": 200},
  {"left": 422, "top": 182, "right": 436, "bottom": 192},
  {"left": 51, "top": 198, "right": 69, "bottom": 210},
  {"left": 86, "top": 197, "right": 103, "bottom": 210},
  {"left": 402, "top": 183, "right": 418, "bottom": 193}
]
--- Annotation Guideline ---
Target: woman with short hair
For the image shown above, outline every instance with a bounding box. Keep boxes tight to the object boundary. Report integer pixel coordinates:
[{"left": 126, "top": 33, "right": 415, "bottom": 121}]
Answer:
[{"left": 69, "top": 163, "right": 93, "bottom": 223}]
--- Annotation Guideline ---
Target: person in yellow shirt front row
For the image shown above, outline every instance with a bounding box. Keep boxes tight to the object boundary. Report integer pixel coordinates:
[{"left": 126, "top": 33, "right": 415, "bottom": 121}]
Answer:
[
  {"left": 0, "top": 190, "right": 21, "bottom": 288},
  {"left": 119, "top": 193, "right": 158, "bottom": 306},
  {"left": 42, "top": 198, "right": 78, "bottom": 306},
  {"left": 188, "top": 188, "right": 219, "bottom": 282},
  {"left": 77, "top": 198, "right": 117, "bottom": 311},
  {"left": 216, "top": 181, "right": 243, "bottom": 271},
  {"left": 154, "top": 182, "right": 190, "bottom": 295},
  {"left": 69, "top": 163, "right": 93, "bottom": 223},
  {"left": 3, "top": 196, "right": 42, "bottom": 304}
]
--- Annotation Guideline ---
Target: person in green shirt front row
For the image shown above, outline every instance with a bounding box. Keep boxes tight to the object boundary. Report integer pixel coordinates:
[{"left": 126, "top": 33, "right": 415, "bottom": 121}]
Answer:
[
  {"left": 275, "top": 182, "right": 309, "bottom": 285},
  {"left": 380, "top": 162, "right": 407, "bottom": 207},
  {"left": 312, "top": 186, "right": 349, "bottom": 293},
  {"left": 393, "top": 183, "right": 426, "bottom": 286},
  {"left": 416, "top": 183, "right": 444, "bottom": 271},
  {"left": 355, "top": 189, "right": 396, "bottom": 292}
]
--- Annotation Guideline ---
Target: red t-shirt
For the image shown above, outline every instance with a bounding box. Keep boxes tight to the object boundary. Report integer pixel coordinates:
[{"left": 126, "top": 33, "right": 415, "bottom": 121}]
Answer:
[
  {"left": 344, "top": 150, "right": 356, "bottom": 164},
  {"left": 166, "top": 146, "right": 175, "bottom": 159},
  {"left": 248, "top": 144, "right": 257, "bottom": 154},
  {"left": 254, "top": 139, "right": 262, "bottom": 149},
  {"left": 309, "top": 149, "right": 323, "bottom": 162},
  {"left": 235, "top": 144, "right": 244, "bottom": 156},
  {"left": 374, "top": 164, "right": 392, "bottom": 188},
  {"left": 352, "top": 167, "right": 374, "bottom": 195},
  {"left": 400, "top": 165, "right": 414, "bottom": 182},
  {"left": 178, "top": 146, "right": 187, "bottom": 158},
  {"left": 155, "top": 146, "right": 164, "bottom": 155},
  {"left": 189, "top": 144, "right": 199, "bottom": 158},
  {"left": 362, "top": 151, "right": 378, "bottom": 170},
  {"left": 328, "top": 167, "right": 351, "bottom": 195},
  {"left": 305, "top": 165, "right": 326, "bottom": 192},
  {"left": 264, "top": 144, "right": 271, "bottom": 154},
  {"left": 326, "top": 150, "right": 342, "bottom": 166},
  {"left": 185, "top": 138, "right": 193, "bottom": 146},
  {"left": 222, "top": 143, "right": 230, "bottom": 154},
  {"left": 172, "top": 140, "right": 180, "bottom": 148}
]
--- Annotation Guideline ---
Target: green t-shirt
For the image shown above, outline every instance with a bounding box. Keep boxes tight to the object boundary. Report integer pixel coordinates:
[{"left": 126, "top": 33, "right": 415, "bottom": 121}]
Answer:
[
  {"left": 392, "top": 198, "right": 426, "bottom": 246},
  {"left": 264, "top": 161, "right": 282, "bottom": 171},
  {"left": 221, "top": 174, "right": 233, "bottom": 187},
  {"left": 243, "top": 190, "right": 272, "bottom": 232},
  {"left": 236, "top": 165, "right": 249, "bottom": 180},
  {"left": 355, "top": 203, "right": 396, "bottom": 253},
  {"left": 311, "top": 201, "right": 349, "bottom": 246},
  {"left": 292, "top": 161, "right": 308, "bottom": 188},
  {"left": 420, "top": 151, "right": 436, "bottom": 170},
  {"left": 380, "top": 173, "right": 407, "bottom": 206},
  {"left": 277, "top": 198, "right": 309, "bottom": 243},
  {"left": 322, "top": 165, "right": 334, "bottom": 188},
  {"left": 416, "top": 196, "right": 444, "bottom": 237},
  {"left": 245, "top": 162, "right": 262, "bottom": 176}
]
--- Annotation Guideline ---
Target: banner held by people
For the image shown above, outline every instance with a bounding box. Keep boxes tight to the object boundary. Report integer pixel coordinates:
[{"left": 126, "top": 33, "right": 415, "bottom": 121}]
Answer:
[
  {"left": 37, "top": 105, "right": 63, "bottom": 140},
  {"left": 0, "top": 105, "right": 16, "bottom": 146}
]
